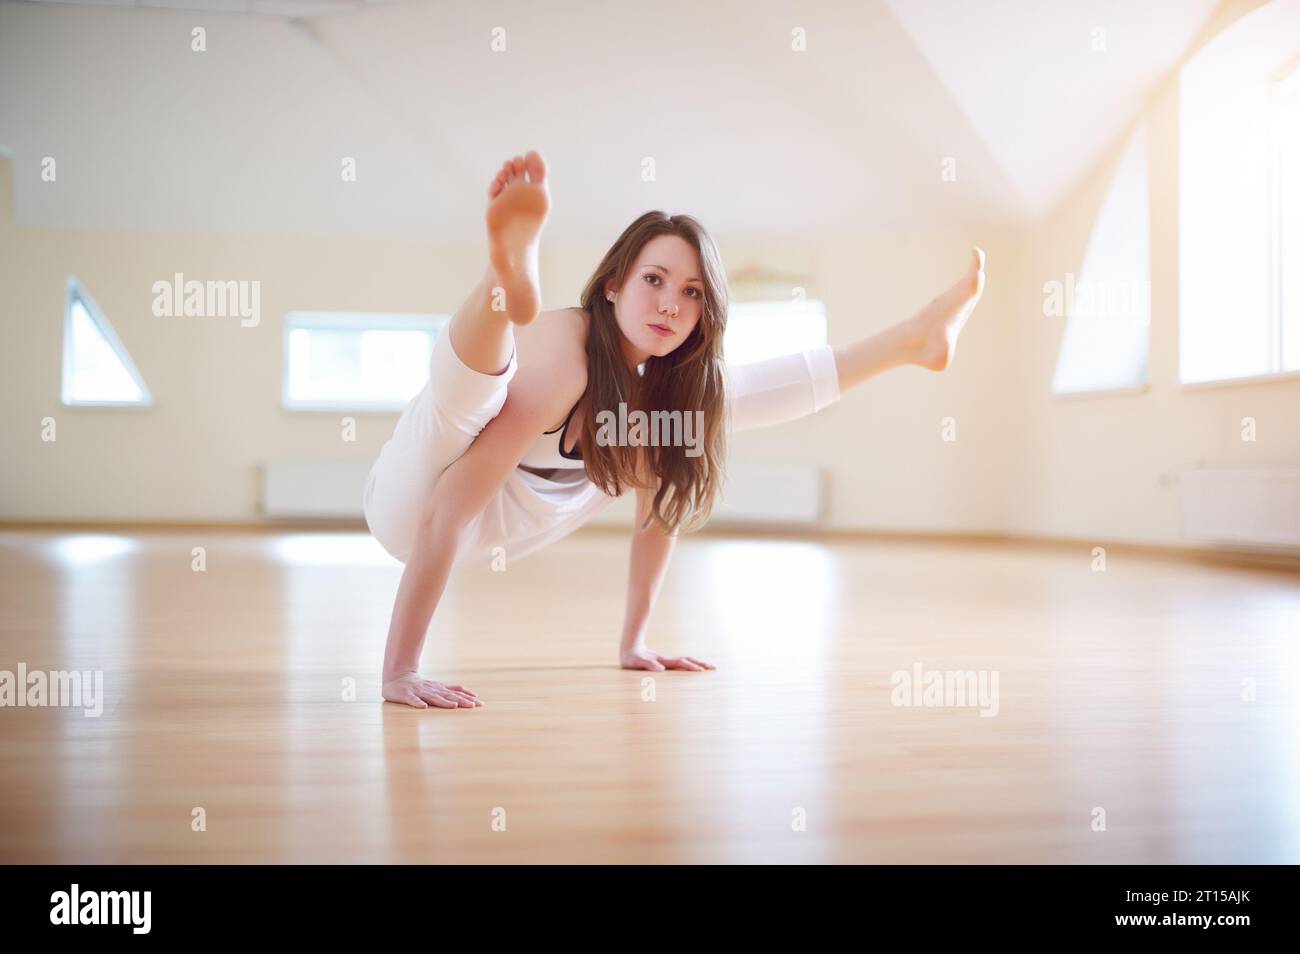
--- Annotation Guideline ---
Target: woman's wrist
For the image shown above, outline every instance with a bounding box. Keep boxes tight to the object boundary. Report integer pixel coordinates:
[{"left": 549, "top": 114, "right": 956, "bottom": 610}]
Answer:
[{"left": 619, "top": 627, "right": 648, "bottom": 654}]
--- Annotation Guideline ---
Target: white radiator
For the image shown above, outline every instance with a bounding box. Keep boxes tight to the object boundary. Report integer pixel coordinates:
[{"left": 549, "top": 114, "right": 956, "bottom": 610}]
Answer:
[
  {"left": 262, "top": 458, "right": 824, "bottom": 526},
  {"left": 587, "top": 463, "right": 823, "bottom": 528},
  {"left": 1179, "top": 466, "right": 1300, "bottom": 551},
  {"left": 711, "top": 463, "right": 823, "bottom": 525},
  {"left": 261, "top": 459, "right": 373, "bottom": 518}
]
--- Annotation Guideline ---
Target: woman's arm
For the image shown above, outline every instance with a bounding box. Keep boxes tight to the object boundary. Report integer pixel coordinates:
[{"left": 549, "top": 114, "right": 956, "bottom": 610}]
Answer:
[
  {"left": 382, "top": 354, "right": 586, "bottom": 706},
  {"left": 618, "top": 480, "right": 714, "bottom": 672}
]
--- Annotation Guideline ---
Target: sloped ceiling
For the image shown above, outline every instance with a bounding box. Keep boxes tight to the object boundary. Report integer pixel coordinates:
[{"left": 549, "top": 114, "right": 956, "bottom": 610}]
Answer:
[
  {"left": 883, "top": 0, "right": 1221, "bottom": 217},
  {"left": 0, "top": 0, "right": 1221, "bottom": 239}
]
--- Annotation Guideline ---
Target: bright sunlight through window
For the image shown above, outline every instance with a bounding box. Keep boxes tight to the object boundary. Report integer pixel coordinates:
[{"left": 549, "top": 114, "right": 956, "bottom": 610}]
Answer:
[
  {"left": 724, "top": 299, "right": 827, "bottom": 366},
  {"left": 61, "top": 277, "right": 151, "bottom": 407},
  {"left": 282, "top": 313, "right": 444, "bottom": 411},
  {"left": 1050, "top": 122, "right": 1151, "bottom": 395},
  {"left": 1179, "top": 4, "right": 1300, "bottom": 384}
]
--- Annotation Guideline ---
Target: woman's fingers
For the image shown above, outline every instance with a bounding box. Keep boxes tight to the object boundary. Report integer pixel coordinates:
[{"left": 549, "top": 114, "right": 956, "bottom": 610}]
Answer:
[
  {"left": 414, "top": 688, "right": 454, "bottom": 708},
  {"left": 386, "top": 678, "right": 484, "bottom": 710},
  {"left": 389, "top": 681, "right": 481, "bottom": 709},
  {"left": 407, "top": 692, "right": 473, "bottom": 709},
  {"left": 654, "top": 656, "right": 715, "bottom": 671},
  {"left": 428, "top": 683, "right": 480, "bottom": 705}
]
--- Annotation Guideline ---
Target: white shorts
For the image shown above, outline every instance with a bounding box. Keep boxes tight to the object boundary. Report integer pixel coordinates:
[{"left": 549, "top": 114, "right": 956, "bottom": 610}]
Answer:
[{"left": 362, "top": 320, "right": 518, "bottom": 564}]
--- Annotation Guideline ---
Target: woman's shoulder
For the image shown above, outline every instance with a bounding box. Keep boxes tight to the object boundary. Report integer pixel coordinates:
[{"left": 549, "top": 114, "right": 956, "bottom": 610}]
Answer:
[
  {"left": 540, "top": 306, "right": 592, "bottom": 338},
  {"left": 517, "top": 307, "right": 590, "bottom": 372},
  {"left": 512, "top": 307, "right": 589, "bottom": 408}
]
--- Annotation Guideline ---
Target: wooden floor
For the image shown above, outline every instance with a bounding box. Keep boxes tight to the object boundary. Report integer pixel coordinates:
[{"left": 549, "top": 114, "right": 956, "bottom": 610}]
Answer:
[{"left": 1, "top": 527, "right": 1297, "bottom": 864}]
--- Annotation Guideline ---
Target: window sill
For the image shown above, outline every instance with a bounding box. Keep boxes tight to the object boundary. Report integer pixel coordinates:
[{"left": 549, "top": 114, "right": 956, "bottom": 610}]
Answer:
[
  {"left": 1178, "top": 369, "right": 1300, "bottom": 391},
  {"left": 1049, "top": 383, "right": 1150, "bottom": 400},
  {"left": 281, "top": 403, "right": 406, "bottom": 414},
  {"left": 60, "top": 400, "right": 154, "bottom": 410}
]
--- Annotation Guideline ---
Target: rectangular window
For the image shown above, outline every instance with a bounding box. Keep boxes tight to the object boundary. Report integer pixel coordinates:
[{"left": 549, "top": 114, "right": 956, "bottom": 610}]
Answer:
[
  {"left": 723, "top": 298, "right": 827, "bottom": 366},
  {"left": 282, "top": 313, "right": 445, "bottom": 411},
  {"left": 1178, "top": 15, "right": 1300, "bottom": 385},
  {"left": 1275, "top": 74, "right": 1300, "bottom": 371}
]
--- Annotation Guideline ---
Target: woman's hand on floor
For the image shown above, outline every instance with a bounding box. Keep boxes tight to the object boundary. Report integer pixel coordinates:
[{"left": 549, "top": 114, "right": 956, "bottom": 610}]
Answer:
[
  {"left": 620, "top": 649, "right": 715, "bottom": 672},
  {"left": 382, "top": 672, "right": 481, "bottom": 709}
]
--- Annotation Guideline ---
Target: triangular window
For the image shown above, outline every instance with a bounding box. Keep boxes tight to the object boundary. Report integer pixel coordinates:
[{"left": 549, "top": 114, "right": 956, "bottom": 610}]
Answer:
[{"left": 62, "top": 277, "right": 152, "bottom": 406}]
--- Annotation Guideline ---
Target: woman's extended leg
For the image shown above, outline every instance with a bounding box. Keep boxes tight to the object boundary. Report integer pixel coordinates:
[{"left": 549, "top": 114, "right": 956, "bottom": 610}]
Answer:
[
  {"left": 448, "top": 151, "right": 550, "bottom": 374},
  {"left": 726, "top": 248, "right": 985, "bottom": 431},
  {"left": 832, "top": 248, "right": 985, "bottom": 389}
]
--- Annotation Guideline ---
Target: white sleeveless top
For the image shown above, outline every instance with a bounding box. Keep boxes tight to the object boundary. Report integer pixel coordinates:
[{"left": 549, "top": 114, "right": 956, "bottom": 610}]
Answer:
[{"left": 443, "top": 344, "right": 840, "bottom": 570}]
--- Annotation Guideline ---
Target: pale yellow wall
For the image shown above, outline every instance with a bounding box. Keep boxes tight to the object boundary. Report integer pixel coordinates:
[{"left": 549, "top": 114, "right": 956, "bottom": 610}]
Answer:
[
  {"left": 7, "top": 3, "right": 1294, "bottom": 551},
  {"left": 0, "top": 156, "right": 1019, "bottom": 532},
  {"left": 1004, "top": 0, "right": 1300, "bottom": 549},
  {"left": 1, "top": 157, "right": 481, "bottom": 523}
]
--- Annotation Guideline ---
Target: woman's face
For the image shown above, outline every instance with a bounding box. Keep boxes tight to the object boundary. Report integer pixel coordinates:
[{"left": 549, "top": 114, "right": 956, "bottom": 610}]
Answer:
[{"left": 605, "top": 234, "right": 705, "bottom": 365}]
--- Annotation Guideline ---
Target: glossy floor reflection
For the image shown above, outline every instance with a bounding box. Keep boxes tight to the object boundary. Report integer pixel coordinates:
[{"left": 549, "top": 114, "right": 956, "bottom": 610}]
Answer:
[{"left": 0, "top": 528, "right": 1297, "bottom": 863}]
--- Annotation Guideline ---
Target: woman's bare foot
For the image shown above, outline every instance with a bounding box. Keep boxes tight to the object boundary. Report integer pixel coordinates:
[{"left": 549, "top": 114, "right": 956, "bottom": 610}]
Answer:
[
  {"left": 485, "top": 150, "right": 549, "bottom": 326},
  {"left": 910, "top": 248, "right": 986, "bottom": 371},
  {"left": 382, "top": 671, "right": 482, "bottom": 710}
]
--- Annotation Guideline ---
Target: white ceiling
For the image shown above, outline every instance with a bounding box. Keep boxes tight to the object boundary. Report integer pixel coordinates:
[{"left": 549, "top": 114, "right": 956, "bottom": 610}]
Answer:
[
  {"left": 0, "top": 0, "right": 1222, "bottom": 240},
  {"left": 883, "top": 0, "right": 1221, "bottom": 217},
  {"left": 23, "top": 0, "right": 396, "bottom": 18}
]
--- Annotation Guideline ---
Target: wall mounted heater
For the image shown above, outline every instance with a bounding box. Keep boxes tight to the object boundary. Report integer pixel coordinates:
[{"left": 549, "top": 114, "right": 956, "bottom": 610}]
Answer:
[
  {"left": 1179, "top": 466, "right": 1300, "bottom": 552},
  {"left": 261, "top": 459, "right": 824, "bottom": 528}
]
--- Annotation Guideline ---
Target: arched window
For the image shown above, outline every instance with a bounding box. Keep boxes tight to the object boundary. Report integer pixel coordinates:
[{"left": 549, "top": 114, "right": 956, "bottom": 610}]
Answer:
[{"left": 1050, "top": 122, "right": 1151, "bottom": 395}]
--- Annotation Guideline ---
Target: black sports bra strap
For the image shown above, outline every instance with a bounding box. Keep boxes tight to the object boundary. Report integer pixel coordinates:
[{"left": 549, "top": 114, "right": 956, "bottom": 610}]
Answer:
[
  {"left": 558, "top": 397, "right": 584, "bottom": 460},
  {"left": 542, "top": 398, "right": 581, "bottom": 435}
]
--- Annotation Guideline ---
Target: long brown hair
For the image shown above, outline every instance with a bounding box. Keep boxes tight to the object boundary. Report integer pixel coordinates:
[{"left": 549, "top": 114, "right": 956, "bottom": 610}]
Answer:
[{"left": 577, "top": 211, "right": 729, "bottom": 533}]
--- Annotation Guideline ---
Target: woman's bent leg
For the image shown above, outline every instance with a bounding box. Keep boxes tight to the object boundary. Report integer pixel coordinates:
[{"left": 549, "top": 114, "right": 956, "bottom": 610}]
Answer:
[
  {"left": 363, "top": 317, "right": 518, "bottom": 563},
  {"left": 364, "top": 149, "right": 551, "bottom": 562},
  {"left": 366, "top": 149, "right": 552, "bottom": 710},
  {"left": 450, "top": 150, "right": 550, "bottom": 374}
]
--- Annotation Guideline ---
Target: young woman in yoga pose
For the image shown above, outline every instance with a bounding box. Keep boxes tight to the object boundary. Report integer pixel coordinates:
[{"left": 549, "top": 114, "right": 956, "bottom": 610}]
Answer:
[{"left": 363, "top": 149, "right": 985, "bottom": 710}]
